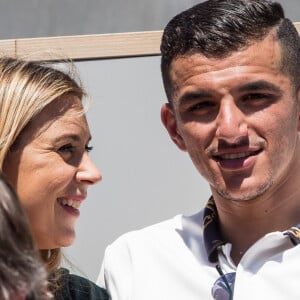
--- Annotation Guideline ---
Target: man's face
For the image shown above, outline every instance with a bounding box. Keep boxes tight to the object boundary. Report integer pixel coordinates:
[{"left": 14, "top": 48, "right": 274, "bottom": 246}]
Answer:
[{"left": 161, "top": 34, "right": 300, "bottom": 202}]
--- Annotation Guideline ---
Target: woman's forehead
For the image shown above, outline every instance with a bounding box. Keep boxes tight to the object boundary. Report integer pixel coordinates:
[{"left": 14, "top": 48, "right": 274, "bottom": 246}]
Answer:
[{"left": 20, "top": 96, "right": 89, "bottom": 144}]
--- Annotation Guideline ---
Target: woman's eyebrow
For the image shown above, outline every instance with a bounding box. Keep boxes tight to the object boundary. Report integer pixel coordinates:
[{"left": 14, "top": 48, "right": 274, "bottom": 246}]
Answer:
[{"left": 53, "top": 134, "right": 91, "bottom": 143}]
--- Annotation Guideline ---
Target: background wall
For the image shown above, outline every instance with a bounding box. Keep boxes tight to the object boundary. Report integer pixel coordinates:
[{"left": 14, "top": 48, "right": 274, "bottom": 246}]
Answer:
[
  {"left": 0, "top": 0, "right": 299, "bottom": 281},
  {"left": 0, "top": 0, "right": 299, "bottom": 39},
  {"left": 66, "top": 55, "right": 211, "bottom": 281}
]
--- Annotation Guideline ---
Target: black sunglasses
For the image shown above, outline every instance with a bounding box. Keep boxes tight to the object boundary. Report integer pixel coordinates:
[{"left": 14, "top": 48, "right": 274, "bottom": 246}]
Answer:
[{"left": 211, "top": 265, "right": 236, "bottom": 300}]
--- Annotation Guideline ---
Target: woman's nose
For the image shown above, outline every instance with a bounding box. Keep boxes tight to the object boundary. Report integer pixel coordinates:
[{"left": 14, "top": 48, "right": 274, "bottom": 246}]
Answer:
[{"left": 76, "top": 153, "right": 102, "bottom": 185}]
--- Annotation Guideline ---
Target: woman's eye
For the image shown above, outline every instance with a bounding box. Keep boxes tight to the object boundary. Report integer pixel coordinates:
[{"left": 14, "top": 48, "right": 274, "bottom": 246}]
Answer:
[
  {"left": 85, "top": 145, "right": 93, "bottom": 153},
  {"left": 58, "top": 144, "right": 74, "bottom": 153}
]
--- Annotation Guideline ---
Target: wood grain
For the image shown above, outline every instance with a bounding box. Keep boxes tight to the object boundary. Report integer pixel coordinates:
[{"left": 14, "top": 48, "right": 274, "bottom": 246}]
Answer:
[{"left": 0, "top": 23, "right": 298, "bottom": 61}]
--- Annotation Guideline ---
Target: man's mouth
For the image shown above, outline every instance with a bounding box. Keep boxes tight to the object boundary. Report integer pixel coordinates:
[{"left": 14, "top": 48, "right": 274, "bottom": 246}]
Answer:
[
  {"left": 214, "top": 149, "right": 261, "bottom": 160},
  {"left": 212, "top": 149, "right": 262, "bottom": 170}
]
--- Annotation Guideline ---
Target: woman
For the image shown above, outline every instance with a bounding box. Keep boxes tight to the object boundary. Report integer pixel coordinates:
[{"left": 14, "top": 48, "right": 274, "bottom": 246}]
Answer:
[
  {"left": 0, "top": 171, "right": 49, "bottom": 299},
  {"left": 0, "top": 57, "right": 109, "bottom": 299}
]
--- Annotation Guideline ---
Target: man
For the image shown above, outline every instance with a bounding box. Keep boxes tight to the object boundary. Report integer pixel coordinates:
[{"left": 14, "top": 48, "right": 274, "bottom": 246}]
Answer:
[{"left": 97, "top": 1, "right": 300, "bottom": 299}]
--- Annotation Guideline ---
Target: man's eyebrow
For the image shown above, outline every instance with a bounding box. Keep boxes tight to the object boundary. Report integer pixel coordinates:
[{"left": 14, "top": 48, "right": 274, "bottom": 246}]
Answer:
[
  {"left": 178, "top": 90, "right": 212, "bottom": 106},
  {"left": 237, "top": 80, "right": 283, "bottom": 94},
  {"left": 177, "top": 81, "right": 283, "bottom": 106}
]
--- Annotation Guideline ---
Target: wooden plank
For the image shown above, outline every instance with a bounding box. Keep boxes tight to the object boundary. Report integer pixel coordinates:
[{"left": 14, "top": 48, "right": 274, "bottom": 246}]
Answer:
[
  {"left": 0, "top": 39, "right": 16, "bottom": 57},
  {"left": 15, "top": 31, "right": 162, "bottom": 61},
  {"left": 0, "top": 22, "right": 298, "bottom": 61},
  {"left": 295, "top": 22, "right": 300, "bottom": 34}
]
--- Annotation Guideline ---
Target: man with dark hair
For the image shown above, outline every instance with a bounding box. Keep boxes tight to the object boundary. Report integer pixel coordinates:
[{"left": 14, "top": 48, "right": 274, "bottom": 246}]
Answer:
[{"left": 98, "top": 1, "right": 300, "bottom": 299}]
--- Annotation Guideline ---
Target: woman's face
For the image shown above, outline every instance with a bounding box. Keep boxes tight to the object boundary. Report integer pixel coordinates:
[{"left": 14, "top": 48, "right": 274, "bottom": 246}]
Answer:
[{"left": 3, "top": 95, "right": 102, "bottom": 249}]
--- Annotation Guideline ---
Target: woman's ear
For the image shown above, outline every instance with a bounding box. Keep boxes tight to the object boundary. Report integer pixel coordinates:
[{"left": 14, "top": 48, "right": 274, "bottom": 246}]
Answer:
[{"left": 161, "top": 103, "right": 187, "bottom": 151}]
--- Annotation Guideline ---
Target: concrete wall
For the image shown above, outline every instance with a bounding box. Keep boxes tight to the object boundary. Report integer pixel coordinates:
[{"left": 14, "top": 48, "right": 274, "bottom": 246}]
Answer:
[{"left": 0, "top": 0, "right": 298, "bottom": 39}]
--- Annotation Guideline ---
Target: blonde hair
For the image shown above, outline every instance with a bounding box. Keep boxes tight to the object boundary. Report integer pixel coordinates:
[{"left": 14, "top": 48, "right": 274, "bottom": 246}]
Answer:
[
  {"left": 0, "top": 57, "right": 85, "bottom": 168},
  {"left": 0, "top": 57, "right": 86, "bottom": 276}
]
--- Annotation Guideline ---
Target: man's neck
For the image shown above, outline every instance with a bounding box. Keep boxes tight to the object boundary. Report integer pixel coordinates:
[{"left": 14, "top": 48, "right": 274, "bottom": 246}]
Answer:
[{"left": 212, "top": 174, "right": 300, "bottom": 264}]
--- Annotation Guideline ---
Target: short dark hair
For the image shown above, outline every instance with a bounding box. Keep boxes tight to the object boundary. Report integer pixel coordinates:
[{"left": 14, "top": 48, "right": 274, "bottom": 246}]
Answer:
[{"left": 160, "top": 0, "right": 300, "bottom": 102}]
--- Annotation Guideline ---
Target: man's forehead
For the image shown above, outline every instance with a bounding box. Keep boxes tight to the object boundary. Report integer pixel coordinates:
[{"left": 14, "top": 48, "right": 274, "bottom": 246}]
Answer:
[{"left": 169, "top": 34, "right": 283, "bottom": 80}]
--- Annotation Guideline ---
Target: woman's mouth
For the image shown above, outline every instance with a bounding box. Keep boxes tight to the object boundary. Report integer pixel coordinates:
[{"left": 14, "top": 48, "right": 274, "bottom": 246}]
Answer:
[
  {"left": 57, "top": 198, "right": 83, "bottom": 216},
  {"left": 58, "top": 198, "right": 81, "bottom": 209}
]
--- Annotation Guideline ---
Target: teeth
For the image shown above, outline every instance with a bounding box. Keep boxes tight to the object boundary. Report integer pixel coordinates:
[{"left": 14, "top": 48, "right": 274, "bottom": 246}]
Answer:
[
  {"left": 58, "top": 198, "right": 81, "bottom": 210},
  {"left": 220, "top": 152, "right": 251, "bottom": 159}
]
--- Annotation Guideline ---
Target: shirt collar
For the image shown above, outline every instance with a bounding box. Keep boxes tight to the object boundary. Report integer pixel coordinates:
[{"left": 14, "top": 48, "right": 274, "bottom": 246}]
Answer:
[{"left": 202, "top": 196, "right": 300, "bottom": 263}]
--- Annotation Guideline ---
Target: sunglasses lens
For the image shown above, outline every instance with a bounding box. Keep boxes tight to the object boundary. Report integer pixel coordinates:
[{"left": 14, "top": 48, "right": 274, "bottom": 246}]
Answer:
[{"left": 211, "top": 272, "right": 236, "bottom": 300}]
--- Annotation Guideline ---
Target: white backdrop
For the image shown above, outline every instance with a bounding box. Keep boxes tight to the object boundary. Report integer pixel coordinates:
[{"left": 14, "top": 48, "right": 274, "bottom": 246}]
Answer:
[{"left": 63, "top": 56, "right": 211, "bottom": 280}]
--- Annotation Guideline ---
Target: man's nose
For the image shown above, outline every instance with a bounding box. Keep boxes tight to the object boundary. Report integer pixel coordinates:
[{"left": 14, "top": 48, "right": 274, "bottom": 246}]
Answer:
[{"left": 215, "top": 98, "right": 248, "bottom": 144}]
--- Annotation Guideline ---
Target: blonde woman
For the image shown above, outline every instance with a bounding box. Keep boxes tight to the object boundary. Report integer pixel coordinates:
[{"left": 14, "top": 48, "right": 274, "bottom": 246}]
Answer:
[{"left": 0, "top": 57, "right": 109, "bottom": 299}]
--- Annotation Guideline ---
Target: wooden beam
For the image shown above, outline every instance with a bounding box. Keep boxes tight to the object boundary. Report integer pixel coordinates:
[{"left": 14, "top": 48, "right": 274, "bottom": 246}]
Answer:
[
  {"left": 0, "top": 39, "right": 16, "bottom": 57},
  {"left": 0, "top": 22, "right": 298, "bottom": 61},
  {"left": 1, "top": 31, "right": 162, "bottom": 61},
  {"left": 295, "top": 22, "right": 300, "bottom": 34}
]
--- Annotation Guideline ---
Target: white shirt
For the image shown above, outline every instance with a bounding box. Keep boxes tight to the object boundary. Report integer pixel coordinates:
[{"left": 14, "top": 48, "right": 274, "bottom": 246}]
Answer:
[{"left": 97, "top": 211, "right": 300, "bottom": 300}]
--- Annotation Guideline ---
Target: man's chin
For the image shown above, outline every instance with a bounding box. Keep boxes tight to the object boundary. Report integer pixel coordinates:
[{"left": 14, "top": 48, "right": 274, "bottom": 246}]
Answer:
[{"left": 215, "top": 181, "right": 273, "bottom": 202}]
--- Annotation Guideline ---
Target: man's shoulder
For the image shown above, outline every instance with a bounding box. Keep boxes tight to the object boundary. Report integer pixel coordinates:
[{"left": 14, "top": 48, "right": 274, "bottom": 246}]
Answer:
[
  {"left": 106, "top": 210, "right": 204, "bottom": 254},
  {"left": 99, "top": 210, "right": 208, "bottom": 291}
]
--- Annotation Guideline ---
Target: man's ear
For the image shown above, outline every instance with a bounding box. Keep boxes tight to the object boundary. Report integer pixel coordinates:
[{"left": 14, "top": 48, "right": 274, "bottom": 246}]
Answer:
[{"left": 161, "top": 103, "right": 187, "bottom": 151}]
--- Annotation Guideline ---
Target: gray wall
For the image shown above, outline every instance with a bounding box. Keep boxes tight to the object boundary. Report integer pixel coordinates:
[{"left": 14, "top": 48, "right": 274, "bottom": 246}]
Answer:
[
  {"left": 0, "top": 0, "right": 299, "bottom": 281},
  {"left": 64, "top": 56, "right": 211, "bottom": 280},
  {"left": 0, "top": 0, "right": 201, "bottom": 39},
  {"left": 0, "top": 0, "right": 299, "bottom": 39}
]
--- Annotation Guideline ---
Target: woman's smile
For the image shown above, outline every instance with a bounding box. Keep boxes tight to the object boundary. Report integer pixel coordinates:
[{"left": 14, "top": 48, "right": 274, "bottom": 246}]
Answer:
[{"left": 3, "top": 95, "right": 101, "bottom": 249}]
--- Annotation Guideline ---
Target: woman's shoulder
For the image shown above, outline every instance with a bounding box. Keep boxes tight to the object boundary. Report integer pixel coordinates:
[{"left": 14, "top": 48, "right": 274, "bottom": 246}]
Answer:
[{"left": 55, "top": 268, "right": 110, "bottom": 300}]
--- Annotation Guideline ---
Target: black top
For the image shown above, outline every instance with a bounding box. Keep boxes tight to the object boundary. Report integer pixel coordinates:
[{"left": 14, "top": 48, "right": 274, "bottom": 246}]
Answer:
[{"left": 54, "top": 268, "right": 110, "bottom": 300}]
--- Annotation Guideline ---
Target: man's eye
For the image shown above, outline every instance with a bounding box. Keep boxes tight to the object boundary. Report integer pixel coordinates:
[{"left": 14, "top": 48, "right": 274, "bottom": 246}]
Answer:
[
  {"left": 243, "top": 93, "right": 270, "bottom": 101},
  {"left": 85, "top": 145, "right": 93, "bottom": 153},
  {"left": 58, "top": 144, "right": 74, "bottom": 153},
  {"left": 189, "top": 101, "right": 216, "bottom": 112},
  {"left": 241, "top": 93, "right": 275, "bottom": 108}
]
